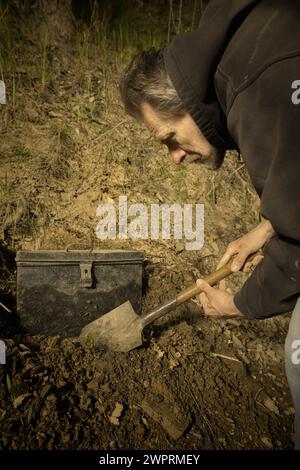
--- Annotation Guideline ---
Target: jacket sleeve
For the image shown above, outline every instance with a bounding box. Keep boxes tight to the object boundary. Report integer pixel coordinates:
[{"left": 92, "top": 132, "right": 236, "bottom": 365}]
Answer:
[
  {"left": 231, "top": 57, "right": 300, "bottom": 319},
  {"left": 234, "top": 236, "right": 300, "bottom": 319}
]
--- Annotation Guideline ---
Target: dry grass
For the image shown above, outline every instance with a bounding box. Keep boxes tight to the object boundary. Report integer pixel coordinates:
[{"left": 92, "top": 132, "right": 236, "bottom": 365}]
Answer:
[{"left": 0, "top": 1, "right": 259, "bottom": 264}]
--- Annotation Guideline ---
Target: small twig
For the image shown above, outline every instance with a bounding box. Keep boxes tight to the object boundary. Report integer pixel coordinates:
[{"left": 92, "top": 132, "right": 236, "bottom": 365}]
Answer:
[
  {"left": 12, "top": 199, "right": 19, "bottom": 249},
  {"left": 90, "top": 118, "right": 106, "bottom": 126},
  {"left": 189, "top": 388, "right": 222, "bottom": 449},
  {"left": 0, "top": 5, "right": 8, "bottom": 23},
  {"left": 167, "top": 0, "right": 173, "bottom": 43},
  {"left": 256, "top": 400, "right": 278, "bottom": 417},
  {"left": 206, "top": 174, "right": 217, "bottom": 204},
  {"left": 230, "top": 163, "right": 245, "bottom": 177},
  {"left": 191, "top": 0, "right": 198, "bottom": 30},
  {"left": 177, "top": 0, "right": 183, "bottom": 33},
  {"left": 212, "top": 178, "right": 216, "bottom": 205},
  {"left": 92, "top": 120, "right": 126, "bottom": 143},
  {"left": 200, "top": 0, "right": 204, "bottom": 16},
  {"left": 211, "top": 353, "right": 241, "bottom": 363},
  {"left": 254, "top": 387, "right": 264, "bottom": 402},
  {"left": 228, "top": 163, "right": 250, "bottom": 188},
  {"left": 0, "top": 302, "right": 11, "bottom": 314}
]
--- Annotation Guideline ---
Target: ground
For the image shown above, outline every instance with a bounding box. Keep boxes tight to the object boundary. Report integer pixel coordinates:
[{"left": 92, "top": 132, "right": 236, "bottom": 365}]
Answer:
[{"left": 0, "top": 2, "right": 295, "bottom": 450}]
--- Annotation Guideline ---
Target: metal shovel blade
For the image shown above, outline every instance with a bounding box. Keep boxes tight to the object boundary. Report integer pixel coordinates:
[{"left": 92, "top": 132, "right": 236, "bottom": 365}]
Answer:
[{"left": 80, "top": 301, "right": 143, "bottom": 353}]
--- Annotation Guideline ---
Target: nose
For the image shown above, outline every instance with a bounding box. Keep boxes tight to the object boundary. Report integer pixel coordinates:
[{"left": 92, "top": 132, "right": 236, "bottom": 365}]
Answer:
[{"left": 170, "top": 148, "right": 186, "bottom": 164}]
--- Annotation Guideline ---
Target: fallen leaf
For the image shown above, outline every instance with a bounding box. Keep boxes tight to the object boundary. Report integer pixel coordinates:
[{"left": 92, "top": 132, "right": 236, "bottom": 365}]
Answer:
[{"left": 13, "top": 393, "right": 31, "bottom": 408}]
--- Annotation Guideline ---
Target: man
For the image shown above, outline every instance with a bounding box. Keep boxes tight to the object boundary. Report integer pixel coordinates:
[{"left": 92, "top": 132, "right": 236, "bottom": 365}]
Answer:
[{"left": 120, "top": 0, "right": 300, "bottom": 449}]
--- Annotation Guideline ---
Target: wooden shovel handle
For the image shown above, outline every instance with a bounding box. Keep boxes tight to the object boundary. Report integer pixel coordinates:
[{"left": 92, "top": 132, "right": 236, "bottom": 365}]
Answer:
[{"left": 176, "top": 251, "right": 260, "bottom": 305}]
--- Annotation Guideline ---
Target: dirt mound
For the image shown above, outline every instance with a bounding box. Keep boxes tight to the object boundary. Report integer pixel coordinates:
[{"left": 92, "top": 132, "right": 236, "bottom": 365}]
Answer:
[{"left": 0, "top": 299, "right": 293, "bottom": 449}]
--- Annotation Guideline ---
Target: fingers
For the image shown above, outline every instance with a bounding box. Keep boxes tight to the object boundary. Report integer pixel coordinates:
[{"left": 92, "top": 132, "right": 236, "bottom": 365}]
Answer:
[
  {"left": 198, "top": 284, "right": 235, "bottom": 319},
  {"left": 242, "top": 254, "right": 264, "bottom": 273},
  {"left": 230, "top": 251, "right": 251, "bottom": 272},
  {"left": 199, "top": 292, "right": 211, "bottom": 312},
  {"left": 217, "top": 244, "right": 238, "bottom": 269},
  {"left": 217, "top": 244, "right": 249, "bottom": 272},
  {"left": 218, "top": 279, "right": 233, "bottom": 296},
  {"left": 196, "top": 279, "right": 215, "bottom": 299},
  {"left": 199, "top": 292, "right": 208, "bottom": 307},
  {"left": 198, "top": 280, "right": 224, "bottom": 318},
  {"left": 252, "top": 254, "right": 264, "bottom": 266},
  {"left": 199, "top": 292, "right": 220, "bottom": 317}
]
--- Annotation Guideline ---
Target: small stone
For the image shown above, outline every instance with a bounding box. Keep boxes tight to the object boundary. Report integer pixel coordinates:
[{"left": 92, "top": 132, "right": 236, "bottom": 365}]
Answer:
[
  {"left": 261, "top": 436, "right": 273, "bottom": 449},
  {"left": 284, "top": 406, "right": 294, "bottom": 416},
  {"left": 218, "top": 437, "right": 226, "bottom": 446},
  {"left": 109, "top": 402, "right": 124, "bottom": 426},
  {"left": 175, "top": 241, "right": 185, "bottom": 254},
  {"left": 263, "top": 397, "right": 279, "bottom": 415},
  {"left": 135, "top": 423, "right": 145, "bottom": 438},
  {"left": 141, "top": 417, "right": 149, "bottom": 427},
  {"left": 168, "top": 357, "right": 179, "bottom": 369}
]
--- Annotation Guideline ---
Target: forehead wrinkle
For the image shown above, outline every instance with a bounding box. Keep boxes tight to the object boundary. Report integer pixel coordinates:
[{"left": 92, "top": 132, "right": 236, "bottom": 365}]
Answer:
[
  {"left": 154, "top": 125, "right": 172, "bottom": 141},
  {"left": 140, "top": 103, "right": 172, "bottom": 140}
]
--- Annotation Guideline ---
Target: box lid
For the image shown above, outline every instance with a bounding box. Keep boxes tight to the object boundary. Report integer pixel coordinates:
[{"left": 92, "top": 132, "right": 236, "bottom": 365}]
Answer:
[{"left": 16, "top": 249, "right": 144, "bottom": 264}]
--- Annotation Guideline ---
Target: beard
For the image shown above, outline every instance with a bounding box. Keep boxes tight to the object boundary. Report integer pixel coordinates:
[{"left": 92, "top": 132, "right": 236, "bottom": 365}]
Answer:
[{"left": 184, "top": 148, "right": 225, "bottom": 170}]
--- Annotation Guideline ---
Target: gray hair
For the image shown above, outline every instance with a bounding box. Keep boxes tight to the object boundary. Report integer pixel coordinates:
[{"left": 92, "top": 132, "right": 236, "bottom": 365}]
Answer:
[{"left": 119, "top": 48, "right": 185, "bottom": 120}]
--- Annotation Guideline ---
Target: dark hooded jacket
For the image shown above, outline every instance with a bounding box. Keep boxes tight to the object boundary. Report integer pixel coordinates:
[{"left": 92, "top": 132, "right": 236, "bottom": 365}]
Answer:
[{"left": 164, "top": 0, "right": 300, "bottom": 319}]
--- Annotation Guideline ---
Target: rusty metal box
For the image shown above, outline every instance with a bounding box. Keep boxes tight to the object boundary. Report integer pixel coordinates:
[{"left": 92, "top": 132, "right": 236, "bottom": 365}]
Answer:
[{"left": 16, "top": 250, "right": 144, "bottom": 337}]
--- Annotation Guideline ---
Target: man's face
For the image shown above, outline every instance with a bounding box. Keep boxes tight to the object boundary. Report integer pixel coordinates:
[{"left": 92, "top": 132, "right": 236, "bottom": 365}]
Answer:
[{"left": 140, "top": 101, "right": 225, "bottom": 170}]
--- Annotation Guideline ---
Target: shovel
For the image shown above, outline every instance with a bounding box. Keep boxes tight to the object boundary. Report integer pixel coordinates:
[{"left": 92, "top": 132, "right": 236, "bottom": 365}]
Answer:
[{"left": 80, "top": 252, "right": 259, "bottom": 353}]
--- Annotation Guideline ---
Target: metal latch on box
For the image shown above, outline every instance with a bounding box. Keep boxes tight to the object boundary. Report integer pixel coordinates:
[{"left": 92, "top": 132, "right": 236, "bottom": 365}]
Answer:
[{"left": 80, "top": 262, "right": 93, "bottom": 288}]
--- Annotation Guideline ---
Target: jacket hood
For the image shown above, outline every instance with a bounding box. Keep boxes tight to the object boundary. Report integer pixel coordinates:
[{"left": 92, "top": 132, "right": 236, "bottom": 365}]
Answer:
[{"left": 164, "top": 0, "right": 260, "bottom": 149}]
